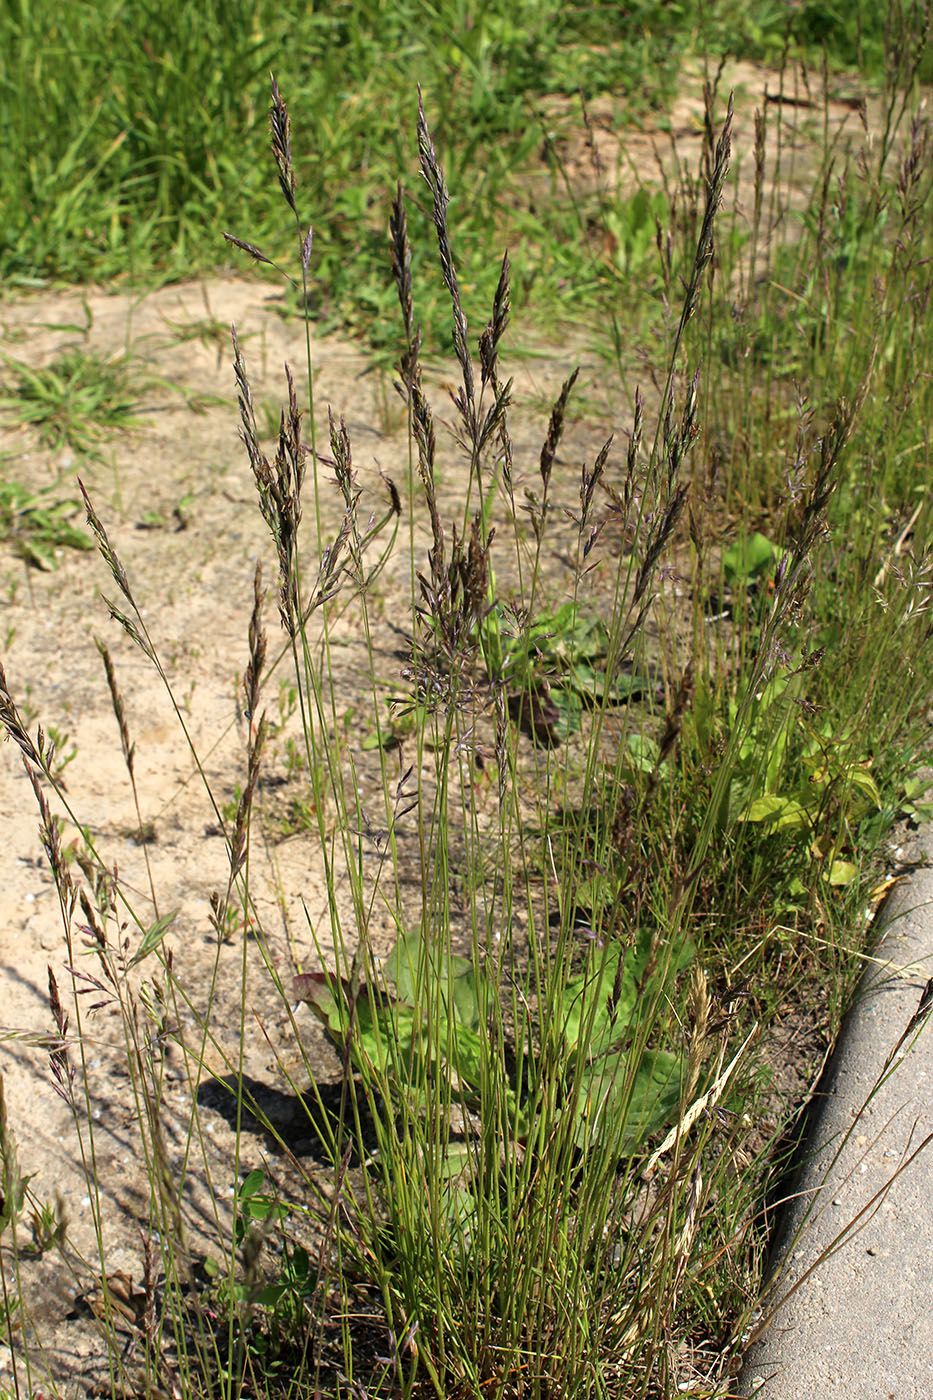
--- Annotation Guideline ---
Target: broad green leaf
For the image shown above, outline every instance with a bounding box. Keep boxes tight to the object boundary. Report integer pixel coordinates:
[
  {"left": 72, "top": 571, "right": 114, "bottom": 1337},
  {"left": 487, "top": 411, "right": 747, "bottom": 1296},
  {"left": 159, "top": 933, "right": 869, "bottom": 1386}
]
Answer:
[
  {"left": 0, "top": 1173, "right": 28, "bottom": 1235},
  {"left": 18, "top": 539, "right": 56, "bottom": 570},
  {"left": 573, "top": 1047, "right": 685, "bottom": 1149},
  {"left": 565, "top": 659, "right": 598, "bottom": 696},
  {"left": 548, "top": 685, "right": 583, "bottom": 739},
  {"left": 449, "top": 963, "right": 484, "bottom": 1032},
  {"left": 622, "top": 1048, "right": 688, "bottom": 1139},
  {"left": 442, "top": 1183, "right": 478, "bottom": 1234},
  {"left": 624, "top": 733, "right": 660, "bottom": 774},
  {"left": 827, "top": 859, "right": 858, "bottom": 886},
  {"left": 445, "top": 1021, "right": 485, "bottom": 1093},
  {"left": 239, "top": 1169, "right": 265, "bottom": 1201},
  {"left": 436, "top": 1144, "right": 474, "bottom": 1180},
  {"left": 243, "top": 1196, "right": 287, "bottom": 1224},
  {"left": 384, "top": 931, "right": 483, "bottom": 1031},
  {"left": 383, "top": 929, "right": 425, "bottom": 1004},
  {"left": 849, "top": 767, "right": 882, "bottom": 808},
  {"left": 560, "top": 927, "right": 692, "bottom": 1062},
  {"left": 293, "top": 971, "right": 347, "bottom": 1040},
  {"left": 722, "top": 531, "right": 780, "bottom": 585},
  {"left": 901, "top": 777, "right": 933, "bottom": 823},
  {"left": 255, "top": 1283, "right": 290, "bottom": 1307},
  {"left": 353, "top": 1000, "right": 420, "bottom": 1078},
  {"left": 740, "top": 794, "right": 811, "bottom": 830},
  {"left": 559, "top": 945, "right": 624, "bottom": 1056},
  {"left": 763, "top": 714, "right": 792, "bottom": 792}
]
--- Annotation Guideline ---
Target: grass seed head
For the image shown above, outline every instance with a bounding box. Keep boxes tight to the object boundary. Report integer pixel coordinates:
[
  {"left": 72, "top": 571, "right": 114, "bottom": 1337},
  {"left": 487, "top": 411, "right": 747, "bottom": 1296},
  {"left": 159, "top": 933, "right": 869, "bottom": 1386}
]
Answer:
[{"left": 270, "top": 75, "right": 298, "bottom": 216}]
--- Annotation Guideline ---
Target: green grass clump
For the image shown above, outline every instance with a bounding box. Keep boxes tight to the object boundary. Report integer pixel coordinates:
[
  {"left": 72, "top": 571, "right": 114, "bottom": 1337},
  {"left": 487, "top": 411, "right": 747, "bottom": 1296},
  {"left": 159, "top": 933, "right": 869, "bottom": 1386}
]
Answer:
[
  {"left": 0, "top": 10, "right": 932, "bottom": 1399},
  {"left": 3, "top": 0, "right": 930, "bottom": 351},
  {"left": 0, "top": 0, "right": 690, "bottom": 337},
  {"left": 0, "top": 476, "right": 92, "bottom": 570},
  {"left": 0, "top": 347, "right": 149, "bottom": 454}
]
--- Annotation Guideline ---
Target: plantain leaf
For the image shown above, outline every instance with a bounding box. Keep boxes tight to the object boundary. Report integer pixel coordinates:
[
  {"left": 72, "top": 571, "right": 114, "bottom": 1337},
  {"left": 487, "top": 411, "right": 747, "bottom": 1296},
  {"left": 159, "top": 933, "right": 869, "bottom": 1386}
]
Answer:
[
  {"left": 722, "top": 531, "right": 780, "bottom": 585},
  {"left": 560, "top": 926, "right": 693, "bottom": 1063},
  {"left": 384, "top": 930, "right": 483, "bottom": 1031},
  {"left": 573, "top": 1047, "right": 685, "bottom": 1150}
]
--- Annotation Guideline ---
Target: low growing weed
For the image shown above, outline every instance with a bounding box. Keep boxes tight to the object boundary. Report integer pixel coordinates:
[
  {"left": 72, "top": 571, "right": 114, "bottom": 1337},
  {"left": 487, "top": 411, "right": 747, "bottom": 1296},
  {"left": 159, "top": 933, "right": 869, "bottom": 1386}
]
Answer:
[
  {"left": 0, "top": 475, "right": 92, "bottom": 569},
  {"left": 0, "top": 347, "right": 150, "bottom": 455}
]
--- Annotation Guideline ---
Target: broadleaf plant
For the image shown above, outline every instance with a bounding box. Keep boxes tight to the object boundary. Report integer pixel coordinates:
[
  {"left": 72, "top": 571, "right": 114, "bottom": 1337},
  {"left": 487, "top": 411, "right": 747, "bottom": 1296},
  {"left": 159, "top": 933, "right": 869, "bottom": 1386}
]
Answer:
[{"left": 294, "top": 919, "right": 694, "bottom": 1159}]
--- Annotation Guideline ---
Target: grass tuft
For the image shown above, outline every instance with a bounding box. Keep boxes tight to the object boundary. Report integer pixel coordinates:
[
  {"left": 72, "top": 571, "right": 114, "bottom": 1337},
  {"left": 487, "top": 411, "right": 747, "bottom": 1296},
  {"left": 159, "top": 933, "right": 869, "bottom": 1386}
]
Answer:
[{"left": 1, "top": 10, "right": 932, "bottom": 1399}]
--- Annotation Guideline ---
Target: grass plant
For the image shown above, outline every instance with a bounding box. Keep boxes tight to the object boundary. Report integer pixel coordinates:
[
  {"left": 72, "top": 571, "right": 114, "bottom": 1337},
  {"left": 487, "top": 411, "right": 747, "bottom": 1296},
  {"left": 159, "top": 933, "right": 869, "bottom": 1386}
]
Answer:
[
  {"left": 3, "top": 1, "right": 931, "bottom": 346},
  {"left": 0, "top": 474, "right": 92, "bottom": 570},
  {"left": 1, "top": 12, "right": 932, "bottom": 1400},
  {"left": 0, "top": 348, "right": 149, "bottom": 455}
]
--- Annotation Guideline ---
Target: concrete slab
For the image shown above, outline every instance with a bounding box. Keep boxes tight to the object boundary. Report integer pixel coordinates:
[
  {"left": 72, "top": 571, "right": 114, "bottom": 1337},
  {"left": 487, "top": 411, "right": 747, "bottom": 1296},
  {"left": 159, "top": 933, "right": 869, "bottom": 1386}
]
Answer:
[{"left": 740, "top": 825, "right": 933, "bottom": 1399}]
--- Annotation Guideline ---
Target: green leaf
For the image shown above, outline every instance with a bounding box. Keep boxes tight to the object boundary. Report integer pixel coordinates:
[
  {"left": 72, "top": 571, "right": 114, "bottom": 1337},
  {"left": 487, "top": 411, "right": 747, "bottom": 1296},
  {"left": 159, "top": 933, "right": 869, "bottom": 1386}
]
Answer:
[
  {"left": 17, "top": 539, "right": 56, "bottom": 570},
  {"left": 564, "top": 659, "right": 598, "bottom": 696},
  {"left": 245, "top": 1197, "right": 288, "bottom": 1224},
  {"left": 560, "top": 946, "right": 626, "bottom": 1056},
  {"left": 622, "top": 1048, "right": 686, "bottom": 1139},
  {"left": 0, "top": 1175, "right": 27, "bottom": 1234},
  {"left": 901, "top": 777, "right": 933, "bottom": 823},
  {"left": 255, "top": 1282, "right": 290, "bottom": 1307},
  {"left": 384, "top": 930, "right": 427, "bottom": 1004},
  {"left": 624, "top": 732, "right": 662, "bottom": 775},
  {"left": 739, "top": 794, "right": 812, "bottom": 830},
  {"left": 722, "top": 531, "right": 781, "bottom": 585},
  {"left": 293, "top": 971, "right": 347, "bottom": 1041},
  {"left": 128, "top": 909, "right": 177, "bottom": 966},
  {"left": 448, "top": 963, "right": 484, "bottom": 1032},
  {"left": 573, "top": 1047, "right": 685, "bottom": 1149},
  {"left": 848, "top": 767, "right": 882, "bottom": 808},
  {"left": 236, "top": 1171, "right": 288, "bottom": 1233},
  {"left": 548, "top": 685, "right": 584, "bottom": 739},
  {"left": 384, "top": 931, "right": 483, "bottom": 1031},
  {"left": 441, "top": 1183, "right": 478, "bottom": 1233},
  {"left": 445, "top": 1021, "right": 485, "bottom": 1094},
  {"left": 559, "top": 927, "right": 693, "bottom": 1062},
  {"left": 827, "top": 859, "right": 858, "bottom": 886},
  {"left": 239, "top": 1169, "right": 265, "bottom": 1201},
  {"left": 353, "top": 999, "right": 420, "bottom": 1079}
]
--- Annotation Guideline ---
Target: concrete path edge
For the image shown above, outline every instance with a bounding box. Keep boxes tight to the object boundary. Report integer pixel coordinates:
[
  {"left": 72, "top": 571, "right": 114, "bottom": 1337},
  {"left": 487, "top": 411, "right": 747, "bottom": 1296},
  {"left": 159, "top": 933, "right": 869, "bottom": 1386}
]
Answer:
[{"left": 738, "top": 823, "right": 933, "bottom": 1400}]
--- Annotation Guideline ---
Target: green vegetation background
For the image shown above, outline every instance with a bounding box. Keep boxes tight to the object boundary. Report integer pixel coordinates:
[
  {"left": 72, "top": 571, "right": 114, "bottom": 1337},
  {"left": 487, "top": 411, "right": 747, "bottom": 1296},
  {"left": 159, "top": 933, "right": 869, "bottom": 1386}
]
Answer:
[{"left": 2, "top": 0, "right": 919, "bottom": 336}]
